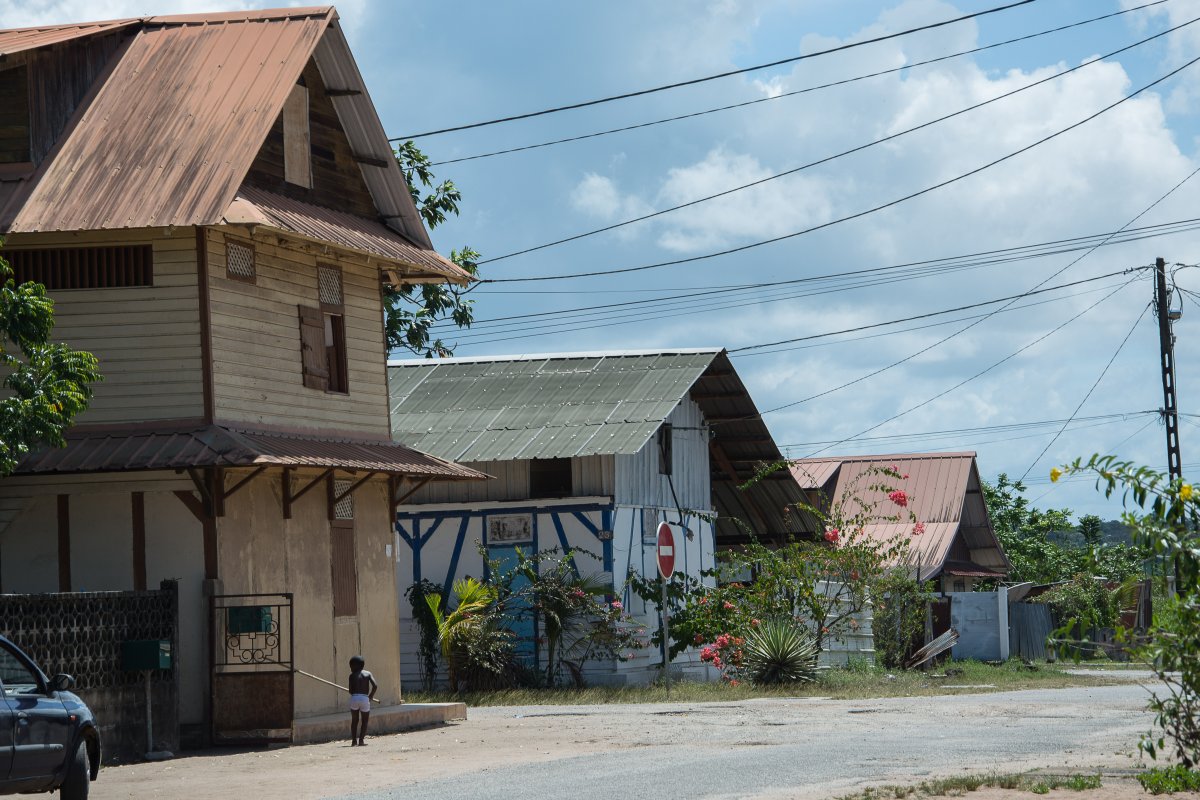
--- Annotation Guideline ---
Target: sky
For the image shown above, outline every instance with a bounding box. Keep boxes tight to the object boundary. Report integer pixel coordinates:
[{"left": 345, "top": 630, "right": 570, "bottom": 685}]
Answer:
[{"left": 10, "top": 0, "right": 1200, "bottom": 522}]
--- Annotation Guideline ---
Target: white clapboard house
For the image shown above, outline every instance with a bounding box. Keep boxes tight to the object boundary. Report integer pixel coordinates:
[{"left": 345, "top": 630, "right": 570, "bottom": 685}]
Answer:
[{"left": 387, "top": 348, "right": 808, "bottom": 685}]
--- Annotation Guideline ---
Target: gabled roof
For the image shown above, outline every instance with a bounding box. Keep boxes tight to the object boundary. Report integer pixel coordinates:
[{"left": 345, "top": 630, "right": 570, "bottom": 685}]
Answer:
[
  {"left": 0, "top": 8, "right": 465, "bottom": 281},
  {"left": 789, "top": 452, "right": 1009, "bottom": 580},
  {"left": 388, "top": 349, "right": 808, "bottom": 542}
]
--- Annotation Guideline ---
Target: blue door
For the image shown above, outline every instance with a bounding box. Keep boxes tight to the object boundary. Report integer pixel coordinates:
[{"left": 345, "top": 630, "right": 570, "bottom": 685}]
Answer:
[{"left": 489, "top": 545, "right": 537, "bottom": 665}]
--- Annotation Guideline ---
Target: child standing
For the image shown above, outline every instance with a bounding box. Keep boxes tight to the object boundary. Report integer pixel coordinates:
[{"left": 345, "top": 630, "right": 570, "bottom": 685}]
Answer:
[{"left": 347, "top": 655, "right": 378, "bottom": 746}]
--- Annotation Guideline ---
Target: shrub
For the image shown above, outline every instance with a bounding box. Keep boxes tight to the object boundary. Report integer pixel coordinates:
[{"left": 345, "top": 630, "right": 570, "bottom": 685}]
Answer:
[{"left": 741, "top": 618, "right": 819, "bottom": 685}]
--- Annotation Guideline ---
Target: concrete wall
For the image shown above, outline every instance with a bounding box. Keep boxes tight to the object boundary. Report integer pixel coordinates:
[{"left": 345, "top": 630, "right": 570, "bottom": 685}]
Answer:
[
  {"left": 217, "top": 472, "right": 401, "bottom": 716},
  {"left": 949, "top": 588, "right": 1010, "bottom": 661}
]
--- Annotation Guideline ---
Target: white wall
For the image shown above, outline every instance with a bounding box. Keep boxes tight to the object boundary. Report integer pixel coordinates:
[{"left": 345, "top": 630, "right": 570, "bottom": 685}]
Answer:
[{"left": 615, "top": 400, "right": 711, "bottom": 513}]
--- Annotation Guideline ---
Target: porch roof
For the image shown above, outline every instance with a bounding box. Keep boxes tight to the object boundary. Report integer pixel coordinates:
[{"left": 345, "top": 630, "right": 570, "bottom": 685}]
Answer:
[{"left": 13, "top": 423, "right": 488, "bottom": 480}]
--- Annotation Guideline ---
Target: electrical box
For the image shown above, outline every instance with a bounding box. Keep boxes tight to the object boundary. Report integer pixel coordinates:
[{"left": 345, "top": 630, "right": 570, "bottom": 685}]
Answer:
[
  {"left": 121, "top": 639, "right": 172, "bottom": 671},
  {"left": 227, "top": 605, "right": 273, "bottom": 635}
]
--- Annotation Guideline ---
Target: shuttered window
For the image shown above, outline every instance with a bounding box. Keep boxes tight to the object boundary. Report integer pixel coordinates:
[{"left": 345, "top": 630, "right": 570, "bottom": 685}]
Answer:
[
  {"left": 283, "top": 83, "right": 311, "bottom": 188},
  {"left": 331, "top": 521, "right": 357, "bottom": 618},
  {"left": 4, "top": 245, "right": 153, "bottom": 289},
  {"left": 298, "top": 304, "right": 329, "bottom": 390}
]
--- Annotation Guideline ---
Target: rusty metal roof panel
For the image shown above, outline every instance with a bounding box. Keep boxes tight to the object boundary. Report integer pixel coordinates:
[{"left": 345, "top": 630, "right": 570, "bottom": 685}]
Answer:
[
  {"left": 226, "top": 186, "right": 471, "bottom": 284},
  {"left": 789, "top": 459, "right": 842, "bottom": 490},
  {"left": 14, "top": 424, "right": 488, "bottom": 480},
  {"left": 0, "top": 19, "right": 138, "bottom": 56},
  {"left": 11, "top": 10, "right": 331, "bottom": 233}
]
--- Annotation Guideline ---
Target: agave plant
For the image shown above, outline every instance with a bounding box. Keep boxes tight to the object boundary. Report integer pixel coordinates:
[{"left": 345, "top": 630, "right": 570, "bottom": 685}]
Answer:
[{"left": 742, "top": 618, "right": 819, "bottom": 685}]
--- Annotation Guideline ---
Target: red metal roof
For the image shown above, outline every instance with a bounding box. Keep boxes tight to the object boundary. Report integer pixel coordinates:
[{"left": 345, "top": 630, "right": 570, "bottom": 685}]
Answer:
[
  {"left": 14, "top": 424, "right": 488, "bottom": 481},
  {"left": 0, "top": 8, "right": 446, "bottom": 272},
  {"left": 789, "top": 452, "right": 1009, "bottom": 580},
  {"left": 0, "top": 19, "right": 138, "bottom": 55},
  {"left": 226, "top": 186, "right": 471, "bottom": 285}
]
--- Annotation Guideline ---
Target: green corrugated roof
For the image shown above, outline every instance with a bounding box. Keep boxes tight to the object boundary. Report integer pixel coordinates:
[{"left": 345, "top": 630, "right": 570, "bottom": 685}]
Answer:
[{"left": 387, "top": 350, "right": 720, "bottom": 461}]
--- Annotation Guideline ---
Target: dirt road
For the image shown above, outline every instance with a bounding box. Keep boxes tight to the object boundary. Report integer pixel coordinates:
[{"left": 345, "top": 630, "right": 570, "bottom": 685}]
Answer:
[{"left": 95, "top": 681, "right": 1173, "bottom": 800}]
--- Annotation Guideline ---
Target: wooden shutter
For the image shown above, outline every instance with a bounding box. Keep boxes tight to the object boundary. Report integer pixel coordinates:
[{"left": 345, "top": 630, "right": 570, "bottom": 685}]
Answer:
[
  {"left": 331, "top": 521, "right": 358, "bottom": 617},
  {"left": 298, "top": 304, "right": 329, "bottom": 390}
]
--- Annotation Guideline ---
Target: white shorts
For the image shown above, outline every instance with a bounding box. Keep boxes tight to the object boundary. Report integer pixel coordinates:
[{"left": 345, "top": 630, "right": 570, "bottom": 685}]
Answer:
[{"left": 349, "top": 694, "right": 371, "bottom": 712}]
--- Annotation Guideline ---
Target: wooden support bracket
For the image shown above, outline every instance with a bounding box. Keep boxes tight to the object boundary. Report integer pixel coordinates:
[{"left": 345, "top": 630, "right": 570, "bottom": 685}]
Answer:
[
  {"left": 282, "top": 467, "right": 332, "bottom": 519},
  {"left": 392, "top": 476, "right": 432, "bottom": 508},
  {"left": 333, "top": 472, "right": 376, "bottom": 508},
  {"left": 353, "top": 154, "right": 391, "bottom": 168},
  {"left": 223, "top": 466, "right": 266, "bottom": 503}
]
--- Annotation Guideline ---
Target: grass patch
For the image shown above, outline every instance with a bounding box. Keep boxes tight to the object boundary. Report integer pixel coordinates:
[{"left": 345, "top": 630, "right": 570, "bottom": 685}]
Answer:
[
  {"left": 1138, "top": 765, "right": 1200, "bottom": 794},
  {"left": 404, "top": 659, "right": 1133, "bottom": 707},
  {"left": 843, "top": 772, "right": 1101, "bottom": 799}
]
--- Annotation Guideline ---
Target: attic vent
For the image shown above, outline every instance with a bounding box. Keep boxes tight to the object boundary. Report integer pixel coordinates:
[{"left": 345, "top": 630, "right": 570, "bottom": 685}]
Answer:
[
  {"left": 3, "top": 245, "right": 153, "bottom": 290},
  {"left": 333, "top": 479, "right": 354, "bottom": 520},
  {"left": 226, "top": 240, "right": 256, "bottom": 282},
  {"left": 318, "top": 264, "right": 343, "bottom": 307}
]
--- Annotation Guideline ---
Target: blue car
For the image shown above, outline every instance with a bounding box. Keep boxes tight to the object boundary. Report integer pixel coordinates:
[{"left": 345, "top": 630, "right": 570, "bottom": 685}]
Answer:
[{"left": 0, "top": 636, "right": 99, "bottom": 799}]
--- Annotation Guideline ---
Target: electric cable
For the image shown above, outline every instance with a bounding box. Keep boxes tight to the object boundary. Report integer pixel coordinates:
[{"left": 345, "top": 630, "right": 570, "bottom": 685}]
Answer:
[
  {"left": 394, "top": 0, "right": 1041, "bottom": 140},
  {"left": 428, "top": 0, "right": 1171, "bottom": 167},
  {"left": 479, "top": 14, "right": 1198, "bottom": 267},
  {"left": 1019, "top": 301, "right": 1152, "bottom": 481},
  {"left": 488, "top": 53, "right": 1200, "bottom": 283}
]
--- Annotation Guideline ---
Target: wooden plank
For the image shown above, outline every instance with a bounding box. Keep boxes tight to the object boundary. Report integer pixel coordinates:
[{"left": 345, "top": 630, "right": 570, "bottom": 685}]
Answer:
[
  {"left": 57, "top": 494, "right": 70, "bottom": 591},
  {"left": 132, "top": 492, "right": 147, "bottom": 591},
  {"left": 282, "top": 84, "right": 312, "bottom": 188}
]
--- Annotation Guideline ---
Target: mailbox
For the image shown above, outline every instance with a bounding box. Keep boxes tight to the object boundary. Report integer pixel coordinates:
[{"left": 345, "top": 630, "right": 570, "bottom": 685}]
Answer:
[
  {"left": 227, "top": 605, "right": 273, "bottom": 634},
  {"left": 121, "top": 639, "right": 172, "bottom": 671}
]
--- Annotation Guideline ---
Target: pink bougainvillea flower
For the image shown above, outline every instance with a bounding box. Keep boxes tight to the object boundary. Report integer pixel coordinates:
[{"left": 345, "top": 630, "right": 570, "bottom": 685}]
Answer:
[
  {"left": 821, "top": 626, "right": 830, "bottom": 634},
  {"left": 729, "top": 679, "right": 741, "bottom": 687},
  {"left": 611, "top": 600, "right": 623, "bottom": 611},
  {"left": 902, "top": 473, "right": 910, "bottom": 480},
  {"left": 750, "top": 618, "right": 761, "bottom": 627},
  {"left": 823, "top": 527, "right": 840, "bottom": 543},
  {"left": 722, "top": 601, "right": 735, "bottom": 610},
  {"left": 888, "top": 490, "right": 909, "bottom": 508},
  {"left": 693, "top": 633, "right": 705, "bottom": 645},
  {"left": 912, "top": 521, "right": 926, "bottom": 535},
  {"left": 698, "top": 597, "right": 708, "bottom": 605}
]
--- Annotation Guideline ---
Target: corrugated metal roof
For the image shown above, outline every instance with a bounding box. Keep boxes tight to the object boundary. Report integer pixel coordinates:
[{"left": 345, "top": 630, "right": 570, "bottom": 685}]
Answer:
[
  {"left": 0, "top": 8, "right": 449, "bottom": 273},
  {"left": 0, "top": 19, "right": 138, "bottom": 55},
  {"left": 15, "top": 424, "right": 488, "bottom": 480},
  {"left": 226, "top": 186, "right": 470, "bottom": 284},
  {"left": 790, "top": 452, "right": 1008, "bottom": 579},
  {"left": 388, "top": 351, "right": 719, "bottom": 461}
]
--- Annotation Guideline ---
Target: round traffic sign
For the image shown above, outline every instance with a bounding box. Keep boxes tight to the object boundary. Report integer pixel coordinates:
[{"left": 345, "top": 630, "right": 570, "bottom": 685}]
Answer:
[{"left": 656, "top": 522, "right": 675, "bottom": 579}]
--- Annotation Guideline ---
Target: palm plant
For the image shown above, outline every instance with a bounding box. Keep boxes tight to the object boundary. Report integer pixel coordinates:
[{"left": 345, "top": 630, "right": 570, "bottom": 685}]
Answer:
[
  {"left": 426, "top": 577, "right": 498, "bottom": 691},
  {"left": 742, "top": 618, "right": 819, "bottom": 685}
]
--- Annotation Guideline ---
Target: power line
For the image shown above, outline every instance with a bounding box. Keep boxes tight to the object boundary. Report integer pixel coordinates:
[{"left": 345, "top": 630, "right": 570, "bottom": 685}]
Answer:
[
  {"left": 488, "top": 52, "right": 1200, "bottom": 284},
  {"left": 427, "top": 0, "right": 1170, "bottom": 167},
  {"left": 479, "top": 14, "right": 1197, "bottom": 267},
  {"left": 468, "top": 217, "right": 1200, "bottom": 295},
  {"left": 394, "top": 0, "right": 1041, "bottom": 140},
  {"left": 1019, "top": 301, "right": 1152, "bottom": 481}
]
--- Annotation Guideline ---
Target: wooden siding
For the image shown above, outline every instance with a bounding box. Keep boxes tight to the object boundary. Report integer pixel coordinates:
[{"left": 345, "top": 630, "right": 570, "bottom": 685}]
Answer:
[
  {"left": 243, "top": 60, "right": 377, "bottom": 219},
  {"left": 403, "top": 454, "right": 615, "bottom": 504},
  {"left": 2, "top": 228, "right": 204, "bottom": 424},
  {"left": 206, "top": 228, "right": 392, "bottom": 435},
  {"left": 615, "top": 400, "right": 711, "bottom": 512}
]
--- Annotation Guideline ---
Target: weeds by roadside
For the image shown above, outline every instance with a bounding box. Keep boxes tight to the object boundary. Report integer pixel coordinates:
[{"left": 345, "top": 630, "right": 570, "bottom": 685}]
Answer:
[
  {"left": 404, "top": 659, "right": 1136, "bottom": 707},
  {"left": 1138, "top": 765, "right": 1200, "bottom": 794},
  {"left": 840, "top": 772, "right": 1101, "bottom": 799}
]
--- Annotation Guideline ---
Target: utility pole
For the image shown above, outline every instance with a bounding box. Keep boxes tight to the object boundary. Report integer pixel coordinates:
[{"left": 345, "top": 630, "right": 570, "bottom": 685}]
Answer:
[{"left": 1155, "top": 256, "right": 1182, "bottom": 484}]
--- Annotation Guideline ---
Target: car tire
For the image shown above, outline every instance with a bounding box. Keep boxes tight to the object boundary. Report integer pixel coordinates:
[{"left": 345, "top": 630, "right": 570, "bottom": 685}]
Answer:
[{"left": 60, "top": 742, "right": 89, "bottom": 800}]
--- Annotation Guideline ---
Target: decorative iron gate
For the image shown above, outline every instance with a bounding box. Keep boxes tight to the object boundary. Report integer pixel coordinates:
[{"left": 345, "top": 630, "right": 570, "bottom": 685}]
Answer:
[{"left": 210, "top": 593, "right": 294, "bottom": 744}]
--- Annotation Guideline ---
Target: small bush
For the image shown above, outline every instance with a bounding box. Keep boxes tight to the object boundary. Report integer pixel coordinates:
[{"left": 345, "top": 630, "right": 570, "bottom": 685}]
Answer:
[
  {"left": 1138, "top": 765, "right": 1200, "bottom": 794},
  {"left": 742, "top": 618, "right": 819, "bottom": 685}
]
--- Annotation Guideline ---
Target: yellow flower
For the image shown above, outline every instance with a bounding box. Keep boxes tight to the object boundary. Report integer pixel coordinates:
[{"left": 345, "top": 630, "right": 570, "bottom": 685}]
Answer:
[
  {"left": 1049, "top": 467, "right": 1063, "bottom": 483},
  {"left": 1181, "top": 483, "right": 1194, "bottom": 502}
]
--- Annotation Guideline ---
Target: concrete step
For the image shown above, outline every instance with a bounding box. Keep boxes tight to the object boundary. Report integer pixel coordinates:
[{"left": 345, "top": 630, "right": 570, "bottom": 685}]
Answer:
[{"left": 292, "top": 702, "right": 466, "bottom": 744}]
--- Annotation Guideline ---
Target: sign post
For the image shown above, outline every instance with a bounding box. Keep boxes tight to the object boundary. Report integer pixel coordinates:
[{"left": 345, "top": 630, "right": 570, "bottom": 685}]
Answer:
[{"left": 656, "top": 522, "right": 675, "bottom": 693}]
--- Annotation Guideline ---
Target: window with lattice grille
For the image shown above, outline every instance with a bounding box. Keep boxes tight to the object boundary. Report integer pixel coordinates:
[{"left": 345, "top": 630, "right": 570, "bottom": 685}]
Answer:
[
  {"left": 3, "top": 245, "right": 153, "bottom": 289},
  {"left": 318, "top": 265, "right": 343, "bottom": 307},
  {"left": 226, "top": 240, "right": 255, "bottom": 283},
  {"left": 333, "top": 479, "right": 354, "bottom": 520}
]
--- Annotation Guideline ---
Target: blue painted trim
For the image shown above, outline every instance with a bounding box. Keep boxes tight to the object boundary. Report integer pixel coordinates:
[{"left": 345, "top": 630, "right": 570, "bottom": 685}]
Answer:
[
  {"left": 550, "top": 513, "right": 580, "bottom": 580},
  {"left": 442, "top": 516, "right": 471, "bottom": 599},
  {"left": 571, "top": 511, "right": 600, "bottom": 536},
  {"left": 396, "top": 502, "right": 611, "bottom": 520},
  {"left": 396, "top": 519, "right": 416, "bottom": 546},
  {"left": 412, "top": 519, "right": 422, "bottom": 584}
]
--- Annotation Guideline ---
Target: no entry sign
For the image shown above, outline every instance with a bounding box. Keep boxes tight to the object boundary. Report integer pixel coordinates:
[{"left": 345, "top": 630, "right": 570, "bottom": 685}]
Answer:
[{"left": 656, "top": 522, "right": 675, "bottom": 579}]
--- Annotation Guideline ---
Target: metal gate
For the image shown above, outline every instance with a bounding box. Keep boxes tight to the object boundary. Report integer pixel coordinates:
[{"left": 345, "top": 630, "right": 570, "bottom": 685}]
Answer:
[{"left": 210, "top": 593, "right": 294, "bottom": 744}]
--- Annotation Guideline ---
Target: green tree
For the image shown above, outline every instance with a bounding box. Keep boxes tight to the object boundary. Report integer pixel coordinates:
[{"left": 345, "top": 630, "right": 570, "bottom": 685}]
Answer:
[
  {"left": 1078, "top": 514, "right": 1104, "bottom": 548},
  {"left": 388, "top": 141, "right": 479, "bottom": 358},
  {"left": 983, "top": 473, "right": 1076, "bottom": 583},
  {"left": 0, "top": 252, "right": 101, "bottom": 476}
]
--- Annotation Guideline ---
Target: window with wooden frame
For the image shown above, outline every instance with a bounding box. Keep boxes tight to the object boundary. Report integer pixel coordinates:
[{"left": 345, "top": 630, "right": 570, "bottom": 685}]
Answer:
[
  {"left": 330, "top": 479, "right": 358, "bottom": 617},
  {"left": 4, "top": 245, "right": 153, "bottom": 289},
  {"left": 225, "top": 239, "right": 256, "bottom": 283},
  {"left": 529, "top": 458, "right": 573, "bottom": 499},
  {"left": 298, "top": 264, "right": 349, "bottom": 394},
  {"left": 0, "top": 65, "right": 30, "bottom": 164},
  {"left": 282, "top": 82, "right": 311, "bottom": 188}
]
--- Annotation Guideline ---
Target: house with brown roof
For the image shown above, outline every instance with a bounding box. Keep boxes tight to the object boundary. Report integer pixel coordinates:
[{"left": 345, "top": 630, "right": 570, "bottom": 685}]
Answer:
[
  {"left": 790, "top": 452, "right": 1010, "bottom": 592},
  {"left": 0, "top": 7, "right": 486, "bottom": 746}
]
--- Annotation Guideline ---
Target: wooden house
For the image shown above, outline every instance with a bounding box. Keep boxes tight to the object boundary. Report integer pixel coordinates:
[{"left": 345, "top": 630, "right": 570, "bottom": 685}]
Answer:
[
  {"left": 0, "top": 7, "right": 486, "bottom": 744},
  {"left": 387, "top": 348, "right": 807, "bottom": 685}
]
